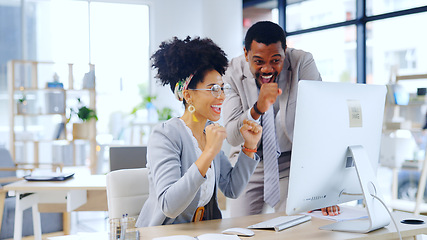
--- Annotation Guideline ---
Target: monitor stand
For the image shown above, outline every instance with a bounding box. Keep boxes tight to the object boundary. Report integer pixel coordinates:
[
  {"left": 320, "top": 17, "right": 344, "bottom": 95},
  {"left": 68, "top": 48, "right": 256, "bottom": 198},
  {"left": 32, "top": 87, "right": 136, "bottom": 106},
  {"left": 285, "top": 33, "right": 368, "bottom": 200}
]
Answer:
[{"left": 319, "top": 145, "right": 391, "bottom": 233}]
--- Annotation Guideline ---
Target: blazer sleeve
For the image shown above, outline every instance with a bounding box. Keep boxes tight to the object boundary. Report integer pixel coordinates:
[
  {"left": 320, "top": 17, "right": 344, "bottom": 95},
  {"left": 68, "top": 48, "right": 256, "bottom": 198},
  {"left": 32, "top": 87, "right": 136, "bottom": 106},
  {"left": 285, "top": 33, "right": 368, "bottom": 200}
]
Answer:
[
  {"left": 295, "top": 51, "right": 322, "bottom": 81},
  {"left": 223, "top": 57, "right": 248, "bottom": 147},
  {"left": 217, "top": 150, "right": 260, "bottom": 199},
  {"left": 148, "top": 124, "right": 206, "bottom": 218}
]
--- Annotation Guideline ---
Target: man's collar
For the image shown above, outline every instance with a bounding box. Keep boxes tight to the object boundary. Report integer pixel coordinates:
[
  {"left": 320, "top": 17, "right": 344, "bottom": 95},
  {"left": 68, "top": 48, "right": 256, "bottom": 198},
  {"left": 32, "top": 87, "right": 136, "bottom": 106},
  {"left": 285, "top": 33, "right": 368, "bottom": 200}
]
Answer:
[{"left": 283, "top": 49, "right": 291, "bottom": 71}]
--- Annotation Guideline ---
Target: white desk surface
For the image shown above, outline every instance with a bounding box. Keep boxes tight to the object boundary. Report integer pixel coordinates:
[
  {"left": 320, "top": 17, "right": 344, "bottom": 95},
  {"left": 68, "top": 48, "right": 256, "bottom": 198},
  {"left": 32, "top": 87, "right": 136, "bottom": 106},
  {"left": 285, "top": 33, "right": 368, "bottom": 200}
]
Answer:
[
  {"left": 4, "top": 174, "right": 107, "bottom": 240},
  {"left": 137, "top": 210, "right": 427, "bottom": 240},
  {"left": 3, "top": 174, "right": 106, "bottom": 192}
]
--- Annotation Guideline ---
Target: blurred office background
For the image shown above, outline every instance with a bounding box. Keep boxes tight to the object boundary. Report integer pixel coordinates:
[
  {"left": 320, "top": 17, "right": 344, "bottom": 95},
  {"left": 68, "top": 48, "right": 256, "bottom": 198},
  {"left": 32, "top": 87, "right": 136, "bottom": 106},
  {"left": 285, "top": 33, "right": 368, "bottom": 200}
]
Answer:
[{"left": 1, "top": 0, "right": 427, "bottom": 236}]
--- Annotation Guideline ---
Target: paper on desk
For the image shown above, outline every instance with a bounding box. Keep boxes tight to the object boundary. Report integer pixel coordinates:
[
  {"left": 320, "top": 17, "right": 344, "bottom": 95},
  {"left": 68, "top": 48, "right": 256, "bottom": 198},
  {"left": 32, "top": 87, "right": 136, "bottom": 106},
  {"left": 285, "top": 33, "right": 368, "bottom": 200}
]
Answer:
[
  {"left": 303, "top": 206, "right": 368, "bottom": 222},
  {"left": 152, "top": 233, "right": 240, "bottom": 240},
  {"left": 47, "top": 232, "right": 109, "bottom": 240}
]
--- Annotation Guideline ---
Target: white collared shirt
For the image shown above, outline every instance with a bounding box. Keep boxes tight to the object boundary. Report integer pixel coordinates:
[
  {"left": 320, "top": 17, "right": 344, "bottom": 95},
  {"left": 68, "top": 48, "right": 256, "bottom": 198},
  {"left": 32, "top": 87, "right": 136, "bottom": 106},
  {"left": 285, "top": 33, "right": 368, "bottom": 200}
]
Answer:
[{"left": 179, "top": 119, "right": 215, "bottom": 207}]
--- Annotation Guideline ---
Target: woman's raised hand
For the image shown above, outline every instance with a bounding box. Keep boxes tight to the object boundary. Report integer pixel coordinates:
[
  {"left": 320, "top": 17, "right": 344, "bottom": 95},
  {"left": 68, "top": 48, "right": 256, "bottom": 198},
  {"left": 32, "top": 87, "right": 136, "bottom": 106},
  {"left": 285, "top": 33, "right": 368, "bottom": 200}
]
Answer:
[
  {"left": 240, "top": 119, "right": 262, "bottom": 150},
  {"left": 204, "top": 123, "right": 227, "bottom": 157}
]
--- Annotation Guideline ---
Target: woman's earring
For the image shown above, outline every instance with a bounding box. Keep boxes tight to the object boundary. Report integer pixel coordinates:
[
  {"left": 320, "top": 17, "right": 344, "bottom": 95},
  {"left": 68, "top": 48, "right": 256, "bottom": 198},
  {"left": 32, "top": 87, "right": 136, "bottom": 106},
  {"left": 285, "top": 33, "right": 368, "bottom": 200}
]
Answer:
[
  {"left": 188, "top": 104, "right": 195, "bottom": 113},
  {"left": 188, "top": 104, "right": 198, "bottom": 122}
]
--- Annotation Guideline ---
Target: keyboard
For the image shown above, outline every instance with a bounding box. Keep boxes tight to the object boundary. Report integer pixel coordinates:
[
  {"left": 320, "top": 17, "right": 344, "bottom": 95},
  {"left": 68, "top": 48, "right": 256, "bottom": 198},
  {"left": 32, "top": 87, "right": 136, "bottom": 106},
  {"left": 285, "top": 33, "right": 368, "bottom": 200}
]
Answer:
[{"left": 248, "top": 215, "right": 311, "bottom": 232}]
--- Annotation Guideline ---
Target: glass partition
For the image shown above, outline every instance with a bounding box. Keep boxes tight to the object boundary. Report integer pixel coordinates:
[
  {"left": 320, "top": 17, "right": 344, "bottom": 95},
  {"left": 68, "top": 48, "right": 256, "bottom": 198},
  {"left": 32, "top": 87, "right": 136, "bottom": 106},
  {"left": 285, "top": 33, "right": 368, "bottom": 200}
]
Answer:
[
  {"left": 287, "top": 26, "right": 357, "bottom": 83},
  {"left": 286, "top": 0, "right": 356, "bottom": 32}
]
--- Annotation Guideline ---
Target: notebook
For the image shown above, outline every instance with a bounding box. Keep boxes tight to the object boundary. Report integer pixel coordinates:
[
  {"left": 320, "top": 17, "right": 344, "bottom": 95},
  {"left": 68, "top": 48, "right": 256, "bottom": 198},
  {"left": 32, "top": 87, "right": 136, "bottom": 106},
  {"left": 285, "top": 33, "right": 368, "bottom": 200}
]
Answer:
[
  {"left": 24, "top": 173, "right": 75, "bottom": 181},
  {"left": 152, "top": 233, "right": 240, "bottom": 240},
  {"left": 304, "top": 205, "right": 368, "bottom": 222},
  {"left": 247, "top": 215, "right": 311, "bottom": 232}
]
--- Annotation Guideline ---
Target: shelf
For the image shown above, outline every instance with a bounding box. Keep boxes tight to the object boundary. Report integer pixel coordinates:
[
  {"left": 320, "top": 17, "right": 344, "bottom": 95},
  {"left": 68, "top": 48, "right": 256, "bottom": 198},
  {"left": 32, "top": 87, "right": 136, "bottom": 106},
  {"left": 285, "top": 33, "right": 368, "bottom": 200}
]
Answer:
[
  {"left": 402, "top": 160, "right": 424, "bottom": 170},
  {"left": 13, "top": 88, "right": 94, "bottom": 92},
  {"left": 8, "top": 60, "right": 97, "bottom": 173},
  {"left": 66, "top": 88, "right": 95, "bottom": 92},
  {"left": 389, "top": 199, "right": 427, "bottom": 213},
  {"left": 15, "top": 113, "right": 66, "bottom": 116},
  {"left": 384, "top": 73, "right": 427, "bottom": 215},
  {"left": 14, "top": 87, "right": 66, "bottom": 92},
  {"left": 13, "top": 139, "right": 68, "bottom": 143}
]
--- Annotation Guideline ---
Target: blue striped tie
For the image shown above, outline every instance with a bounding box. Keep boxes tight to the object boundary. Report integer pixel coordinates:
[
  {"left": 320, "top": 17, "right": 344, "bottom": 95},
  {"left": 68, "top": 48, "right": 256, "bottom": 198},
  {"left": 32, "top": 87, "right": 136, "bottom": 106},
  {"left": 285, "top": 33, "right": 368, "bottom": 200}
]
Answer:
[{"left": 262, "top": 107, "right": 280, "bottom": 207}]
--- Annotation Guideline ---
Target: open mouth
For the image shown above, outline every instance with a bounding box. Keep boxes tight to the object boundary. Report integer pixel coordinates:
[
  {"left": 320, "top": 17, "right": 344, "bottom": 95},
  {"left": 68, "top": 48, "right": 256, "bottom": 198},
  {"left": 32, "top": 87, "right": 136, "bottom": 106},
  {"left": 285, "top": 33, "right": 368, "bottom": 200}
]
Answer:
[
  {"left": 260, "top": 74, "right": 273, "bottom": 84},
  {"left": 211, "top": 104, "right": 222, "bottom": 114}
]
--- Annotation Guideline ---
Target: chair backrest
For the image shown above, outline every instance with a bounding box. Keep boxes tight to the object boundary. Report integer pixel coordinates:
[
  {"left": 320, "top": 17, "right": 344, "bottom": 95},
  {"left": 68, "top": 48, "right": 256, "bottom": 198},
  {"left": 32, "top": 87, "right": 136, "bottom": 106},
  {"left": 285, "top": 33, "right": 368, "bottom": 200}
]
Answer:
[
  {"left": 109, "top": 146, "right": 147, "bottom": 171},
  {"left": 106, "top": 168, "right": 149, "bottom": 219},
  {"left": 0, "top": 148, "right": 17, "bottom": 180}
]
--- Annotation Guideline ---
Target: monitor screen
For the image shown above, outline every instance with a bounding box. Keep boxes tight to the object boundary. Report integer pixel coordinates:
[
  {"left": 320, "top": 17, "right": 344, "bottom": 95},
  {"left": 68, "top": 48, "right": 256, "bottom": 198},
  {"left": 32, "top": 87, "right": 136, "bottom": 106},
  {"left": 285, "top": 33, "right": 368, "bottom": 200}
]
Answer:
[
  {"left": 286, "top": 80, "right": 390, "bottom": 233},
  {"left": 109, "top": 146, "right": 147, "bottom": 171}
]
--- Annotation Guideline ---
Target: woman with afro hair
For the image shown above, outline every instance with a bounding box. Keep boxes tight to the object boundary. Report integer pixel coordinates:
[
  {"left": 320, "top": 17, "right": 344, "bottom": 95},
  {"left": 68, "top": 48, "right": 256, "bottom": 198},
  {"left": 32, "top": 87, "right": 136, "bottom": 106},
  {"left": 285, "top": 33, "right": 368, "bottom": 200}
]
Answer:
[{"left": 135, "top": 37, "right": 262, "bottom": 227}]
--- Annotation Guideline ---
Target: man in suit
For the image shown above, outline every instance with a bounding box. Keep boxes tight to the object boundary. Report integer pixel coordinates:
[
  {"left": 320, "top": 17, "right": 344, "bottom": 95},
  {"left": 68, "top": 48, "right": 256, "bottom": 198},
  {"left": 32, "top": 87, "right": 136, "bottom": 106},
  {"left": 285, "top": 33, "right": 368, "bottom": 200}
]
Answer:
[{"left": 223, "top": 21, "right": 339, "bottom": 217}]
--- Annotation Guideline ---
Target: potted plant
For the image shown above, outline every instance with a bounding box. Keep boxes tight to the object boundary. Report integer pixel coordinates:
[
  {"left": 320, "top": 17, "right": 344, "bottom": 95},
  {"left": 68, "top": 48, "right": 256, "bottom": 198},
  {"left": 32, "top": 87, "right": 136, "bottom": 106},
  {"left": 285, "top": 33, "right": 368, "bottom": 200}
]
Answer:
[
  {"left": 69, "top": 98, "right": 98, "bottom": 139},
  {"left": 17, "top": 94, "right": 27, "bottom": 114},
  {"left": 130, "top": 83, "right": 160, "bottom": 122},
  {"left": 157, "top": 107, "right": 173, "bottom": 121},
  {"left": 131, "top": 95, "right": 157, "bottom": 116}
]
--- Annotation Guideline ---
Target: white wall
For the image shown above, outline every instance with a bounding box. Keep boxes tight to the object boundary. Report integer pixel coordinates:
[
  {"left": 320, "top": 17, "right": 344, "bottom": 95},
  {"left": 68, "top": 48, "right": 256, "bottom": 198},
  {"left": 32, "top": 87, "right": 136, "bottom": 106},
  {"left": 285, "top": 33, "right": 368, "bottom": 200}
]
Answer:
[
  {"left": 149, "top": 0, "right": 243, "bottom": 116},
  {"left": 201, "top": 0, "right": 243, "bottom": 60}
]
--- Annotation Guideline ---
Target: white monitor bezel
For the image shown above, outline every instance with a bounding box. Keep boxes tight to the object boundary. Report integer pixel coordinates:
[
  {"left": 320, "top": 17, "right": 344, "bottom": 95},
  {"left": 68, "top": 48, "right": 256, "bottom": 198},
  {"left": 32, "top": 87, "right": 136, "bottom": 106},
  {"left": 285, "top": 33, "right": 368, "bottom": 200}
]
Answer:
[{"left": 285, "top": 80, "right": 390, "bottom": 233}]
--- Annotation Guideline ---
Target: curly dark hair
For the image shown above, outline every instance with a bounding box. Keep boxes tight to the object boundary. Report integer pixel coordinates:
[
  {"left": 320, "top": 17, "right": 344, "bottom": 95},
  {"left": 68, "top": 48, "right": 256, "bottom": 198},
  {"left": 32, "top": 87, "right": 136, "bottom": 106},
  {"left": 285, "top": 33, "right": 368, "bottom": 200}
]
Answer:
[
  {"left": 244, "top": 21, "right": 287, "bottom": 51},
  {"left": 151, "top": 36, "right": 228, "bottom": 104}
]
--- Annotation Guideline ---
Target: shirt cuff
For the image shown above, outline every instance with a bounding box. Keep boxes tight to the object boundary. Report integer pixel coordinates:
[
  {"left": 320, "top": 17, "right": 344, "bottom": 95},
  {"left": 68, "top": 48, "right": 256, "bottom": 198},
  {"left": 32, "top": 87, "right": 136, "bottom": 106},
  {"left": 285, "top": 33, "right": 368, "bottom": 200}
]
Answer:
[{"left": 247, "top": 108, "right": 261, "bottom": 124}]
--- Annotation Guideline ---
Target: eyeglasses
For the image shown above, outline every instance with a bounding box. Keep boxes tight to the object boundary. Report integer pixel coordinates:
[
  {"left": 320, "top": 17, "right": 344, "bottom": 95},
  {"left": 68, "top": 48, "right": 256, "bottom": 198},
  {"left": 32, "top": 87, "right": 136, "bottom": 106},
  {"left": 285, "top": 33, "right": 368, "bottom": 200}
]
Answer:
[{"left": 189, "top": 83, "right": 232, "bottom": 98}]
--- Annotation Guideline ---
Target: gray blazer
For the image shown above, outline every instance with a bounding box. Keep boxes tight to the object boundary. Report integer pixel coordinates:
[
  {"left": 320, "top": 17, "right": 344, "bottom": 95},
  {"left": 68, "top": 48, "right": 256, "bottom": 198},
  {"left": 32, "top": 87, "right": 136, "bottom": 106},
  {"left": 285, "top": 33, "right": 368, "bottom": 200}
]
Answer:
[
  {"left": 135, "top": 118, "right": 259, "bottom": 227},
  {"left": 223, "top": 48, "right": 322, "bottom": 158}
]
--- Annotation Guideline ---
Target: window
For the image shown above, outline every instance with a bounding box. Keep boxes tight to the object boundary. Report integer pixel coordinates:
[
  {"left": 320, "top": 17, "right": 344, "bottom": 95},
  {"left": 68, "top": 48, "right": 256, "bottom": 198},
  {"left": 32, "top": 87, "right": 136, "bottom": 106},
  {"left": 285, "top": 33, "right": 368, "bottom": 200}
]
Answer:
[
  {"left": 287, "top": 26, "right": 357, "bottom": 83},
  {"left": 286, "top": 0, "right": 356, "bottom": 32},
  {"left": 0, "top": 0, "right": 150, "bottom": 147},
  {"left": 367, "top": 12, "right": 427, "bottom": 85},
  {"left": 367, "top": 0, "right": 427, "bottom": 16},
  {"left": 243, "top": 0, "right": 427, "bottom": 84},
  {"left": 385, "top": 49, "right": 416, "bottom": 71},
  {"left": 243, "top": 0, "right": 279, "bottom": 36},
  {"left": 89, "top": 2, "right": 150, "bottom": 135}
]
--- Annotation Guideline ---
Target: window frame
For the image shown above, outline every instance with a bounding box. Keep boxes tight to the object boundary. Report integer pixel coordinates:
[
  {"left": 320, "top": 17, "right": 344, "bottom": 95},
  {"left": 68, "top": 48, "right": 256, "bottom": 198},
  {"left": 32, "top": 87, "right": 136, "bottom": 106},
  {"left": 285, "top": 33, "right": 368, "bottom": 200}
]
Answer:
[{"left": 243, "top": 0, "right": 427, "bottom": 83}]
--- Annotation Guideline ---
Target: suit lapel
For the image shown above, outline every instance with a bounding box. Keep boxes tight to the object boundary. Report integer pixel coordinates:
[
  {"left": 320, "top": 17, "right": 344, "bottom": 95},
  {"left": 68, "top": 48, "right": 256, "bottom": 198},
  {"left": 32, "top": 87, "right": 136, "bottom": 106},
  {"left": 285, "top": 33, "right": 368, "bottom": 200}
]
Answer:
[
  {"left": 278, "top": 55, "right": 292, "bottom": 141},
  {"left": 240, "top": 55, "right": 292, "bottom": 140},
  {"left": 242, "top": 65, "right": 259, "bottom": 107}
]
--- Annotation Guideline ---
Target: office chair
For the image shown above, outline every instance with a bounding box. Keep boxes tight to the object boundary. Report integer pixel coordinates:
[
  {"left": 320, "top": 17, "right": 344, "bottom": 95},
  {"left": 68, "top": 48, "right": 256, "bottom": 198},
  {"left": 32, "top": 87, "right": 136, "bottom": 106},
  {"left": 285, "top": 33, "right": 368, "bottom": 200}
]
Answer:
[{"left": 106, "top": 168, "right": 149, "bottom": 219}]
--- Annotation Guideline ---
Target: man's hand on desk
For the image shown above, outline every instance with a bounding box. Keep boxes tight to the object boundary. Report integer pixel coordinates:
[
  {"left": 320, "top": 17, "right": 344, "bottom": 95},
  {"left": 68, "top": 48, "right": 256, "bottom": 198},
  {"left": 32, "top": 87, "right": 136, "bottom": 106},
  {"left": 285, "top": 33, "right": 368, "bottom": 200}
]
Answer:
[{"left": 308, "top": 205, "right": 341, "bottom": 216}]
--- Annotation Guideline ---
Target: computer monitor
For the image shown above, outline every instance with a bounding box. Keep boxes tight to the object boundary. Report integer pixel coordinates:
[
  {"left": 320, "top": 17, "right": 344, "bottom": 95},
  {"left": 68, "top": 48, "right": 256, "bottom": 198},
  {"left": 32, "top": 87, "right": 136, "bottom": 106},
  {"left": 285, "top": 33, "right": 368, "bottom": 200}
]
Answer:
[
  {"left": 286, "top": 80, "right": 390, "bottom": 233},
  {"left": 109, "top": 146, "right": 147, "bottom": 171}
]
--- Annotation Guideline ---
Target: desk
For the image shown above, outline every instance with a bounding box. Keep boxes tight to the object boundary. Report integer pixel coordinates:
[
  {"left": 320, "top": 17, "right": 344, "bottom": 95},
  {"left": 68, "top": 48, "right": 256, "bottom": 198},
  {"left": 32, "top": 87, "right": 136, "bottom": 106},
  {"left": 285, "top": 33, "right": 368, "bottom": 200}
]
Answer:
[
  {"left": 137, "top": 211, "right": 427, "bottom": 239},
  {"left": 4, "top": 174, "right": 107, "bottom": 240}
]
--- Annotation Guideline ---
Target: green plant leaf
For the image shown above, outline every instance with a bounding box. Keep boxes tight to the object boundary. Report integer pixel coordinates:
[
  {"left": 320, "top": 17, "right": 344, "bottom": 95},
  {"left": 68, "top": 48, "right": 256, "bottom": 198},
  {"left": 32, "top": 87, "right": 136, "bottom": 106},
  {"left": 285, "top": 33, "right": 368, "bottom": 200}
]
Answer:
[
  {"left": 77, "top": 106, "right": 98, "bottom": 122},
  {"left": 157, "top": 107, "right": 173, "bottom": 121},
  {"left": 130, "top": 102, "right": 145, "bottom": 115},
  {"left": 69, "top": 98, "right": 98, "bottom": 122}
]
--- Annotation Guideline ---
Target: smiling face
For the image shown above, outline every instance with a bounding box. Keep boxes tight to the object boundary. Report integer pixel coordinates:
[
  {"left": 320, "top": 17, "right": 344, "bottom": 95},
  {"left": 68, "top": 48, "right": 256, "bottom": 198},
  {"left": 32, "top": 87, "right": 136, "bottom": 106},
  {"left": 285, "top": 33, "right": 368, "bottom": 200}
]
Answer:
[
  {"left": 187, "top": 70, "right": 225, "bottom": 122},
  {"left": 244, "top": 40, "right": 286, "bottom": 86}
]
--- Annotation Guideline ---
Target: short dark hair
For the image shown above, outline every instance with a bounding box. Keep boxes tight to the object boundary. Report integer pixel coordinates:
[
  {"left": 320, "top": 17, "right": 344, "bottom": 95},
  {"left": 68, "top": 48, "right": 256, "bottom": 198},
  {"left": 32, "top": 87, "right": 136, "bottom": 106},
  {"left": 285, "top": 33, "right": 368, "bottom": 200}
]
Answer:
[
  {"left": 244, "top": 21, "right": 287, "bottom": 51},
  {"left": 151, "top": 36, "right": 228, "bottom": 103}
]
